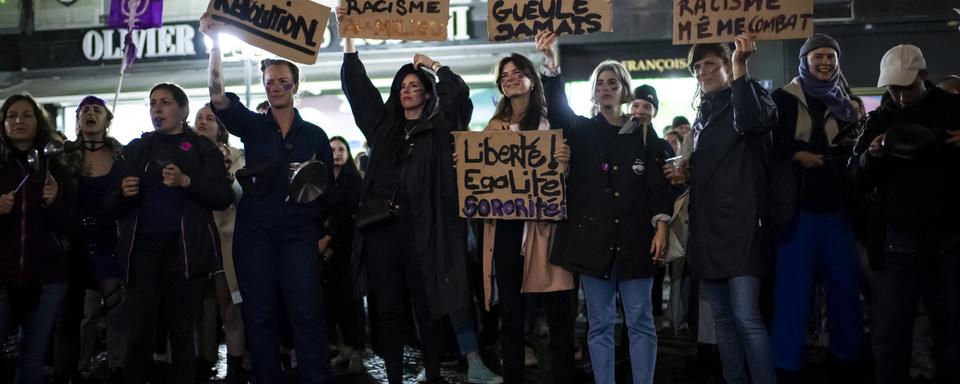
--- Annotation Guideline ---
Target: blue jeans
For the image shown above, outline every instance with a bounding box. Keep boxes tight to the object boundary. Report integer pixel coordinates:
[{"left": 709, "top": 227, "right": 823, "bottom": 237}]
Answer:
[
  {"left": 0, "top": 283, "right": 68, "bottom": 384},
  {"left": 234, "top": 223, "right": 331, "bottom": 384},
  {"left": 703, "top": 276, "right": 775, "bottom": 384},
  {"left": 773, "top": 210, "right": 862, "bottom": 371},
  {"left": 581, "top": 274, "right": 657, "bottom": 384}
]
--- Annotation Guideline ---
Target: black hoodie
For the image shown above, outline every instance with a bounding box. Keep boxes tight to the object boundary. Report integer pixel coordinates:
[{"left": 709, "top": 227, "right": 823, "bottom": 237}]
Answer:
[{"left": 340, "top": 52, "right": 473, "bottom": 319}]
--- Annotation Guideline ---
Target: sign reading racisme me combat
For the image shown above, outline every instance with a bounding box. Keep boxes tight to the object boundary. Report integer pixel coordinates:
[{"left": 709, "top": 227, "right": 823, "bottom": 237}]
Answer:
[
  {"left": 487, "top": 0, "right": 613, "bottom": 42},
  {"left": 206, "top": 0, "right": 331, "bottom": 64},
  {"left": 453, "top": 130, "right": 567, "bottom": 221},
  {"left": 340, "top": 0, "right": 450, "bottom": 41},
  {"left": 672, "top": 0, "right": 813, "bottom": 45}
]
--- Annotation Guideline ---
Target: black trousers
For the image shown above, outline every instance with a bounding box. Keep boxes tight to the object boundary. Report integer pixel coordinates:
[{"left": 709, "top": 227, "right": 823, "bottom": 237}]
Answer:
[
  {"left": 124, "top": 233, "right": 206, "bottom": 384},
  {"left": 871, "top": 247, "right": 959, "bottom": 384},
  {"left": 493, "top": 222, "right": 575, "bottom": 384},
  {"left": 364, "top": 218, "right": 442, "bottom": 384},
  {"left": 324, "top": 244, "right": 367, "bottom": 350}
]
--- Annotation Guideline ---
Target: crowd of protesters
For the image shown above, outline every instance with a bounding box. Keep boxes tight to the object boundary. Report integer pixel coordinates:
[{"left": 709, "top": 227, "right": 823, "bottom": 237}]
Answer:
[{"left": 0, "top": 8, "right": 958, "bottom": 384}]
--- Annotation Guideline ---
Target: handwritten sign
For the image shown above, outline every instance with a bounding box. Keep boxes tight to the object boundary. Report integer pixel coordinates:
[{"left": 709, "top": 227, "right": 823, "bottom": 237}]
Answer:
[
  {"left": 453, "top": 130, "right": 567, "bottom": 221},
  {"left": 672, "top": 0, "right": 813, "bottom": 45},
  {"left": 340, "top": 0, "right": 449, "bottom": 41},
  {"left": 206, "top": 0, "right": 331, "bottom": 65},
  {"left": 487, "top": 0, "right": 613, "bottom": 42}
]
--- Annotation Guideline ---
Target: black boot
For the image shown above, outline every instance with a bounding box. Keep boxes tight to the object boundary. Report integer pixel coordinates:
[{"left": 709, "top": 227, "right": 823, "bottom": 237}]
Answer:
[{"left": 225, "top": 355, "right": 246, "bottom": 384}]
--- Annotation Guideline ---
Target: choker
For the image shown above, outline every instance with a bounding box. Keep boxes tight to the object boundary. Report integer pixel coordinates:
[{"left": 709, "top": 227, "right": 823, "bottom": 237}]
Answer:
[{"left": 83, "top": 140, "right": 107, "bottom": 152}]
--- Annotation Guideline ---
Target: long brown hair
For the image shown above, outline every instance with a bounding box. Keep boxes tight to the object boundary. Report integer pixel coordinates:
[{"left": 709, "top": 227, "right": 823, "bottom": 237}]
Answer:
[
  {"left": 493, "top": 53, "right": 545, "bottom": 131},
  {"left": 1, "top": 94, "right": 57, "bottom": 150}
]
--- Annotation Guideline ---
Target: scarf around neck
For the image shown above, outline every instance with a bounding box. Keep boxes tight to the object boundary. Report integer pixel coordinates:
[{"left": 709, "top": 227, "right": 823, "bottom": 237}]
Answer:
[{"left": 798, "top": 58, "right": 856, "bottom": 123}]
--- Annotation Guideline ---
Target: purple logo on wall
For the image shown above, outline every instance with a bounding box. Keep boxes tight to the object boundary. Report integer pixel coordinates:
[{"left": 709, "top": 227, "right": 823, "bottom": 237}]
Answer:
[{"left": 108, "top": 0, "right": 163, "bottom": 30}]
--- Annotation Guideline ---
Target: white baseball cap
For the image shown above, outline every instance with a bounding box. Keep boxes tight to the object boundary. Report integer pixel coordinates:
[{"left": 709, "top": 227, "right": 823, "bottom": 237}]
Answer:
[{"left": 877, "top": 44, "right": 926, "bottom": 87}]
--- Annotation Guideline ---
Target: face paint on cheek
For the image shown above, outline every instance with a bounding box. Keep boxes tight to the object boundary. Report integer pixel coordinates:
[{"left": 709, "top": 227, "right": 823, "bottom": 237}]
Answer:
[{"left": 282, "top": 83, "right": 294, "bottom": 93}]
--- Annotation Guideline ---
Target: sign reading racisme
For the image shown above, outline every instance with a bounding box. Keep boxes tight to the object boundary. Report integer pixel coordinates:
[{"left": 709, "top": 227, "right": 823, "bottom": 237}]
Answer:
[{"left": 339, "top": 0, "right": 450, "bottom": 41}]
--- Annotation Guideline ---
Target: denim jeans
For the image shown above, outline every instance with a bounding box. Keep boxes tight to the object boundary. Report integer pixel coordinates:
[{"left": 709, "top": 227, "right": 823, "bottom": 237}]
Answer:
[
  {"left": 0, "top": 283, "right": 68, "bottom": 384},
  {"left": 702, "top": 276, "right": 775, "bottom": 384},
  {"left": 581, "top": 274, "right": 657, "bottom": 384}
]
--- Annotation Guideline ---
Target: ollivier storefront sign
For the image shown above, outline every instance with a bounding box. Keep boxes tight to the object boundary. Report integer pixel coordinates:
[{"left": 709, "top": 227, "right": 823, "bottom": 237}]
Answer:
[{"left": 82, "top": 24, "right": 200, "bottom": 62}]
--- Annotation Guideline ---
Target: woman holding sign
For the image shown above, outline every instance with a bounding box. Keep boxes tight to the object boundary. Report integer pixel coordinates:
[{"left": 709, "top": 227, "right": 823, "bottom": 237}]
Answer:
[
  {"left": 675, "top": 36, "right": 779, "bottom": 384},
  {"left": 537, "top": 31, "right": 672, "bottom": 384},
  {"left": 337, "top": 6, "right": 474, "bottom": 384},
  {"left": 476, "top": 52, "right": 576, "bottom": 384}
]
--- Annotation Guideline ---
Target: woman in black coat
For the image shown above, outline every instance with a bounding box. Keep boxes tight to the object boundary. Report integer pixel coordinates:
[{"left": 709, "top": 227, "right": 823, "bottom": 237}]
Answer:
[
  {"left": 105, "top": 83, "right": 233, "bottom": 384},
  {"left": 337, "top": 8, "right": 473, "bottom": 383},
  {"left": 678, "top": 36, "right": 778, "bottom": 384},
  {"left": 321, "top": 136, "right": 366, "bottom": 372}
]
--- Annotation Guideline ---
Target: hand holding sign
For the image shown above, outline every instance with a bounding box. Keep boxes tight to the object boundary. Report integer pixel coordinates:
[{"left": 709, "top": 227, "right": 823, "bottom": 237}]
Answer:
[
  {"left": 732, "top": 33, "right": 757, "bottom": 80},
  {"left": 413, "top": 54, "right": 439, "bottom": 71},
  {"left": 535, "top": 31, "right": 559, "bottom": 70},
  {"left": 199, "top": 12, "right": 224, "bottom": 39}
]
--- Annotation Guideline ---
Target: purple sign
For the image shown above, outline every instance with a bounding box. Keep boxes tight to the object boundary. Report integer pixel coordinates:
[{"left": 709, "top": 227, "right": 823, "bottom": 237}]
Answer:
[{"left": 107, "top": 0, "right": 163, "bottom": 30}]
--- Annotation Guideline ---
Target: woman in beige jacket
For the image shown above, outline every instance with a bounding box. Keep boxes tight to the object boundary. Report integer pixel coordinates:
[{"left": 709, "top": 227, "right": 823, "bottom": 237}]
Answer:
[{"left": 480, "top": 53, "right": 576, "bottom": 384}]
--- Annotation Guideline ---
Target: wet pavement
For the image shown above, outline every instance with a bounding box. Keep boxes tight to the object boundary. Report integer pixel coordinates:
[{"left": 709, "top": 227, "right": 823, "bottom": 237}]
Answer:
[{"left": 1, "top": 328, "right": 724, "bottom": 384}]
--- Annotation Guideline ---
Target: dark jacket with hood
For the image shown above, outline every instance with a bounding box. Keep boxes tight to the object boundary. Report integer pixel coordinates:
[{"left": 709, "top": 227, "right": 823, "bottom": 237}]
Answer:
[
  {"left": 542, "top": 71, "right": 672, "bottom": 279},
  {"left": 850, "top": 84, "right": 960, "bottom": 263},
  {"left": 686, "top": 76, "right": 778, "bottom": 280},
  {"left": 105, "top": 130, "right": 233, "bottom": 280},
  {"left": 0, "top": 138, "right": 77, "bottom": 286},
  {"left": 341, "top": 52, "right": 473, "bottom": 319}
]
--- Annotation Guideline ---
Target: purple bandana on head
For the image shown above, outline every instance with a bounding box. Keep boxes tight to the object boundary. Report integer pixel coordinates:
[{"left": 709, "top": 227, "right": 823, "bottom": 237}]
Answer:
[{"left": 108, "top": 0, "right": 163, "bottom": 30}]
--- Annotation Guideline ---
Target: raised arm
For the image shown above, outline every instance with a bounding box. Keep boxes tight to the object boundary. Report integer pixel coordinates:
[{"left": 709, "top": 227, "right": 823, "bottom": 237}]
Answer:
[
  {"left": 200, "top": 13, "right": 259, "bottom": 137},
  {"left": 536, "top": 31, "right": 578, "bottom": 132},
  {"left": 413, "top": 53, "right": 473, "bottom": 131},
  {"left": 200, "top": 13, "right": 228, "bottom": 111},
  {"left": 337, "top": 5, "right": 385, "bottom": 140},
  {"left": 730, "top": 34, "right": 777, "bottom": 137}
]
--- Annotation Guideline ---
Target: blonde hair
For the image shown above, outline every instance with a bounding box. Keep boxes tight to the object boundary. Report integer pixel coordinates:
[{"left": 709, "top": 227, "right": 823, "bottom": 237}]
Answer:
[{"left": 589, "top": 60, "right": 633, "bottom": 116}]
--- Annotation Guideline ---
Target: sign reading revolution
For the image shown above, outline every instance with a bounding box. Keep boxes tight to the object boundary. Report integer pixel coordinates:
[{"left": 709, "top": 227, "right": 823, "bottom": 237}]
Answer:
[
  {"left": 672, "top": 0, "right": 813, "bottom": 44},
  {"left": 453, "top": 130, "right": 567, "bottom": 221},
  {"left": 206, "top": 0, "right": 331, "bottom": 64},
  {"left": 487, "top": 0, "right": 613, "bottom": 42},
  {"left": 339, "top": 0, "right": 450, "bottom": 41}
]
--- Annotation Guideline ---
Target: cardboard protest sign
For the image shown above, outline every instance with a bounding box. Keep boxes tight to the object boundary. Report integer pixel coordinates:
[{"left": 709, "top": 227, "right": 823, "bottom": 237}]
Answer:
[
  {"left": 487, "top": 0, "right": 613, "bottom": 42},
  {"left": 206, "top": 0, "right": 331, "bottom": 65},
  {"left": 672, "top": 0, "right": 814, "bottom": 45},
  {"left": 453, "top": 130, "right": 567, "bottom": 221},
  {"left": 339, "top": 0, "right": 449, "bottom": 41}
]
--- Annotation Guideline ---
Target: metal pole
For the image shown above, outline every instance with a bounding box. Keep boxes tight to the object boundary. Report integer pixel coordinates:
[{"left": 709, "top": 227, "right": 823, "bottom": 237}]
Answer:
[{"left": 244, "top": 58, "right": 252, "bottom": 107}]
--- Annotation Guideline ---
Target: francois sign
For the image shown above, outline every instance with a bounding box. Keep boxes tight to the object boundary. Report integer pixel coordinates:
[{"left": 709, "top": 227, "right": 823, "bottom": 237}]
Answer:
[
  {"left": 672, "top": 0, "right": 814, "bottom": 44},
  {"left": 453, "top": 130, "right": 567, "bottom": 221},
  {"left": 206, "top": 0, "right": 332, "bottom": 64}
]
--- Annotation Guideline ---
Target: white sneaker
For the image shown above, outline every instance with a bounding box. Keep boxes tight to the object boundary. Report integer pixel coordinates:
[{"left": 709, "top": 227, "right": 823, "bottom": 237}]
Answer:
[{"left": 524, "top": 346, "right": 539, "bottom": 367}]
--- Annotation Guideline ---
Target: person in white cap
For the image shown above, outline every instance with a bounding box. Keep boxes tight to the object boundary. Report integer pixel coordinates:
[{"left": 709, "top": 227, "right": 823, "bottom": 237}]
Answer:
[{"left": 849, "top": 44, "right": 960, "bottom": 384}]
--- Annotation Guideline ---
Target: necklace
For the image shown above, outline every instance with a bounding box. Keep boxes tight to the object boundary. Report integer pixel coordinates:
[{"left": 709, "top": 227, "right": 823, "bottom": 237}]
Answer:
[{"left": 83, "top": 140, "right": 106, "bottom": 152}]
